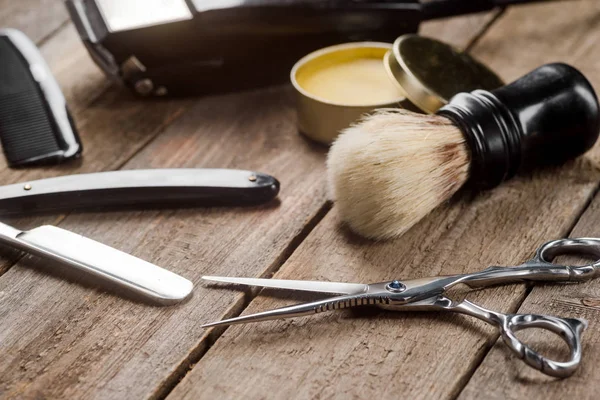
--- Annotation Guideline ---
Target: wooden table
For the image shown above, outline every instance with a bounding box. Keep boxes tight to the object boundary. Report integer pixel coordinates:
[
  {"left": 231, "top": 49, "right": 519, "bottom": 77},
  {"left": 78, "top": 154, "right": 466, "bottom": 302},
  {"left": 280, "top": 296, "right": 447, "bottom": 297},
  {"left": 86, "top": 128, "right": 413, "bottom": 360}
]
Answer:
[{"left": 2, "top": 1, "right": 600, "bottom": 399}]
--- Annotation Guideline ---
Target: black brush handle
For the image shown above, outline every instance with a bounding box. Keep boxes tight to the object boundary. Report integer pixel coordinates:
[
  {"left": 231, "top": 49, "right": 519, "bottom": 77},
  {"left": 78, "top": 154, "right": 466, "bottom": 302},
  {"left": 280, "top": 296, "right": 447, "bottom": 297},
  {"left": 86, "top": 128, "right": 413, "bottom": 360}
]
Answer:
[
  {"left": 438, "top": 63, "right": 600, "bottom": 188},
  {"left": 0, "top": 169, "right": 280, "bottom": 214}
]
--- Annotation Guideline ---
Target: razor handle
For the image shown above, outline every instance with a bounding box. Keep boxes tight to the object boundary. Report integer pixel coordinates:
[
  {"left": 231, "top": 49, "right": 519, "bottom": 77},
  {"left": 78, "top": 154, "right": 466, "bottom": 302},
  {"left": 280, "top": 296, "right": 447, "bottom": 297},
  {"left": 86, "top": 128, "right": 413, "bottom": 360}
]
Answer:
[
  {"left": 0, "top": 222, "right": 194, "bottom": 305},
  {"left": 0, "top": 169, "right": 280, "bottom": 214}
]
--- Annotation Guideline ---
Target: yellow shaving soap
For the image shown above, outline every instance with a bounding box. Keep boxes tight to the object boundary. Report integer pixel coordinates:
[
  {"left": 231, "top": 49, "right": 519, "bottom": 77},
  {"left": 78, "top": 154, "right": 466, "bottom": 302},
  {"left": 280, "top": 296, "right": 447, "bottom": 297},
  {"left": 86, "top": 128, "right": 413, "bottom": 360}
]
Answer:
[{"left": 299, "top": 58, "right": 403, "bottom": 105}]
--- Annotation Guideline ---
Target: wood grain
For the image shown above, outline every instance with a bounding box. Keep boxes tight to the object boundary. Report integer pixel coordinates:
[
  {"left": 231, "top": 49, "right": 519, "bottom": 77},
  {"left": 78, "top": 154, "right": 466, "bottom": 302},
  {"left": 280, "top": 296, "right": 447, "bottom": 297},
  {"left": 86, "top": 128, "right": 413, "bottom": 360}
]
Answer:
[
  {"left": 167, "top": 2, "right": 600, "bottom": 399},
  {"left": 40, "top": 24, "right": 113, "bottom": 115},
  {"left": 0, "top": 10, "right": 499, "bottom": 400},
  {"left": 0, "top": 0, "right": 69, "bottom": 44},
  {"left": 0, "top": 22, "right": 191, "bottom": 276},
  {"left": 467, "top": 0, "right": 600, "bottom": 166},
  {"left": 455, "top": 2, "right": 600, "bottom": 398},
  {"left": 420, "top": 9, "right": 500, "bottom": 50},
  {"left": 168, "top": 164, "right": 599, "bottom": 400},
  {"left": 458, "top": 194, "right": 600, "bottom": 399},
  {"left": 0, "top": 85, "right": 329, "bottom": 399}
]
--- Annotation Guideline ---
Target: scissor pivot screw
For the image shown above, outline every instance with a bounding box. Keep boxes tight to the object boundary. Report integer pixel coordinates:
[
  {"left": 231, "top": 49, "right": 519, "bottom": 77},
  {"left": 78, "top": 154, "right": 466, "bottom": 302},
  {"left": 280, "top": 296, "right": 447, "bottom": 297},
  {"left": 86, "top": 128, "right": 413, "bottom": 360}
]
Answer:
[{"left": 387, "top": 280, "right": 406, "bottom": 293}]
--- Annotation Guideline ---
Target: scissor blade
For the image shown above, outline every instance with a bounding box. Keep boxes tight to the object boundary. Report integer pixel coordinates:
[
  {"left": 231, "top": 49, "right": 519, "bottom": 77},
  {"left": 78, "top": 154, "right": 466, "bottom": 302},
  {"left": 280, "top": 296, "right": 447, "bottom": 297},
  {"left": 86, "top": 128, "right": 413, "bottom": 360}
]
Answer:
[
  {"left": 202, "top": 276, "right": 368, "bottom": 295},
  {"left": 202, "top": 294, "right": 356, "bottom": 328}
]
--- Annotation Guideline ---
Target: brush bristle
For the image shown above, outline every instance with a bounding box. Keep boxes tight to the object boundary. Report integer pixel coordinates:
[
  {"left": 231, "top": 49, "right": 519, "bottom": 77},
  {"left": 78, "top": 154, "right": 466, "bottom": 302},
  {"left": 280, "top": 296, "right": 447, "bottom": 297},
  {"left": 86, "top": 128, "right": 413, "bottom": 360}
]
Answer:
[{"left": 327, "top": 109, "right": 470, "bottom": 240}]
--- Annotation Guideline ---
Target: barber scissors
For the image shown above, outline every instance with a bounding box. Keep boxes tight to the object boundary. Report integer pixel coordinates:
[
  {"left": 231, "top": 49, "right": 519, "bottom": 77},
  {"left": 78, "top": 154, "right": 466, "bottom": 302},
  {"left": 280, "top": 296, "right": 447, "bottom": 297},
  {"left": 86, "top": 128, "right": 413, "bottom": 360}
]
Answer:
[{"left": 202, "top": 238, "right": 600, "bottom": 378}]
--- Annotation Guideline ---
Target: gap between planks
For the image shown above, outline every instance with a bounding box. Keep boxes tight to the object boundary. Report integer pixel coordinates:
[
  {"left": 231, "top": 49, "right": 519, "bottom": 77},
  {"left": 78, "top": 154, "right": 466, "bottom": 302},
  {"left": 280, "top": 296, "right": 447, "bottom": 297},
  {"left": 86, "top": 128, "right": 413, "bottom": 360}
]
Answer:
[
  {"left": 0, "top": 21, "right": 190, "bottom": 278},
  {"left": 162, "top": 3, "right": 600, "bottom": 399},
  {"left": 0, "top": 5, "right": 502, "bottom": 280},
  {"left": 153, "top": 10, "right": 507, "bottom": 400},
  {"left": 151, "top": 201, "right": 332, "bottom": 400},
  {"left": 0, "top": 7, "right": 503, "bottom": 400},
  {"left": 463, "top": 7, "right": 507, "bottom": 53},
  {"left": 452, "top": 133, "right": 600, "bottom": 399},
  {"left": 451, "top": 178, "right": 600, "bottom": 400}
]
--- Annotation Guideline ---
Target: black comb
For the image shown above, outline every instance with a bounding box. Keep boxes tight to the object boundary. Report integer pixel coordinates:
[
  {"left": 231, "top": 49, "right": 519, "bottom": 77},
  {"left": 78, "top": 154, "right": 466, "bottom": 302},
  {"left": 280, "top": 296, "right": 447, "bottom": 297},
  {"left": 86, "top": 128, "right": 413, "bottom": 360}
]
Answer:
[{"left": 0, "top": 29, "right": 82, "bottom": 167}]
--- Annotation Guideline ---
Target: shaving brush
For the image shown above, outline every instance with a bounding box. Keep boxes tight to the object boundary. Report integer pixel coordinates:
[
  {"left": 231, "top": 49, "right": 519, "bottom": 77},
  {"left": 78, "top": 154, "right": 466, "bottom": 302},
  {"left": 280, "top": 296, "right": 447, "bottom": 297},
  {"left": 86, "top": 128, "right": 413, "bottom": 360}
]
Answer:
[{"left": 327, "top": 63, "right": 600, "bottom": 239}]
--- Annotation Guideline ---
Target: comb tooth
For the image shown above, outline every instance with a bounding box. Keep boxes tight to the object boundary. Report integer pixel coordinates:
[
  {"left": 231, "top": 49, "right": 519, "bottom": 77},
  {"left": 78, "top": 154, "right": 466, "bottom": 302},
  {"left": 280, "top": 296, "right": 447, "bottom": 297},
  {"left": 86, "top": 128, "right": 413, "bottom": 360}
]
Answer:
[
  {"left": 0, "top": 92, "right": 61, "bottom": 163},
  {"left": 0, "top": 37, "right": 62, "bottom": 166},
  {"left": 0, "top": 34, "right": 80, "bottom": 167}
]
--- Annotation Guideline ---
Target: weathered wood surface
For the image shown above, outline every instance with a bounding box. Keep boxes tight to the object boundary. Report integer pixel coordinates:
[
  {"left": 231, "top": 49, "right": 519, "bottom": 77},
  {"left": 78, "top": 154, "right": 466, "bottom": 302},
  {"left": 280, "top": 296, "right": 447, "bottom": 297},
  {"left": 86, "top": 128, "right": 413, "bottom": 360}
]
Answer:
[
  {"left": 0, "top": 0, "right": 69, "bottom": 44},
  {"left": 469, "top": 1, "right": 600, "bottom": 166},
  {"left": 0, "top": 7, "right": 500, "bottom": 400},
  {"left": 458, "top": 3, "right": 600, "bottom": 399},
  {"left": 0, "top": 21, "right": 191, "bottom": 276},
  {"left": 0, "top": 87, "right": 329, "bottom": 399},
  {"left": 168, "top": 162, "right": 600, "bottom": 400},
  {"left": 167, "top": 2, "right": 600, "bottom": 399},
  {"left": 420, "top": 9, "right": 499, "bottom": 50},
  {"left": 459, "top": 193, "right": 600, "bottom": 400},
  {"left": 4, "top": 3, "right": 597, "bottom": 400},
  {"left": 0, "top": 9, "right": 326, "bottom": 400}
]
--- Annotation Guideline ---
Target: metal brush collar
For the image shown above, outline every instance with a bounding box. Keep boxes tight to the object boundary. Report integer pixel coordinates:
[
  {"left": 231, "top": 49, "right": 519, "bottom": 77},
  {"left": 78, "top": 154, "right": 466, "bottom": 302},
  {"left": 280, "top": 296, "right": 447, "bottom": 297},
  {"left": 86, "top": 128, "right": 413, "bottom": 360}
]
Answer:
[{"left": 437, "top": 63, "right": 600, "bottom": 189}]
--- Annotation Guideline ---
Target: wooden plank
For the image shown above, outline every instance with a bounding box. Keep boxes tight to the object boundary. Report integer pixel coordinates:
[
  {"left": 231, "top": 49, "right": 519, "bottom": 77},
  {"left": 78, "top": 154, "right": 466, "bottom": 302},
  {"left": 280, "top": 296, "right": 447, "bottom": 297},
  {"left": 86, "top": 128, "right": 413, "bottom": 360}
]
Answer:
[
  {"left": 0, "top": 21, "right": 191, "bottom": 271},
  {"left": 0, "top": 85, "right": 328, "bottom": 399},
  {"left": 466, "top": 1, "right": 600, "bottom": 166},
  {"left": 0, "top": 0, "right": 69, "bottom": 44},
  {"left": 458, "top": 193, "right": 600, "bottom": 399},
  {"left": 0, "top": 25, "right": 99, "bottom": 274},
  {"left": 166, "top": 3, "right": 600, "bottom": 399},
  {"left": 39, "top": 23, "right": 113, "bottom": 114},
  {"left": 167, "top": 164, "right": 599, "bottom": 400},
  {"left": 455, "top": 2, "right": 600, "bottom": 398},
  {"left": 420, "top": 10, "right": 498, "bottom": 50},
  {"left": 0, "top": 11, "right": 498, "bottom": 400}
]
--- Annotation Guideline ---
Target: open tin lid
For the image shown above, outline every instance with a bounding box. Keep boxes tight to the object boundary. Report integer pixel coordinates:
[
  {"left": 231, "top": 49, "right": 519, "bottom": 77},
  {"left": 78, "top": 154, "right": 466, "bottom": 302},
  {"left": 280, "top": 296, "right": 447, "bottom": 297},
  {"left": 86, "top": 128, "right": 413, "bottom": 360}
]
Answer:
[{"left": 384, "top": 34, "right": 504, "bottom": 114}]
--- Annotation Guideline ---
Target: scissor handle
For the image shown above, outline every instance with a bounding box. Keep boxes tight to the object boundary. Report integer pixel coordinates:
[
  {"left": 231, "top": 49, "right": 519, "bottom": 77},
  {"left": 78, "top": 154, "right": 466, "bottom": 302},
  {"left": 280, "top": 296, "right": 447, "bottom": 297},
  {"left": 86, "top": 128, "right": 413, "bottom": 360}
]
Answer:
[
  {"left": 454, "top": 238, "right": 600, "bottom": 290},
  {"left": 532, "top": 237, "right": 600, "bottom": 279},
  {"left": 446, "top": 298, "right": 588, "bottom": 378},
  {"left": 500, "top": 313, "right": 587, "bottom": 378}
]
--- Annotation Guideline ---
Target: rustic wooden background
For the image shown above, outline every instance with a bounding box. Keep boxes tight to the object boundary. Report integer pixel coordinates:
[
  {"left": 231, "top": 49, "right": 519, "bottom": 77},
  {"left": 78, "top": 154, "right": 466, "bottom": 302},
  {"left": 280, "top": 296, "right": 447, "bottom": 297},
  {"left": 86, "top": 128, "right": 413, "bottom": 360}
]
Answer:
[{"left": 1, "top": 1, "right": 600, "bottom": 399}]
